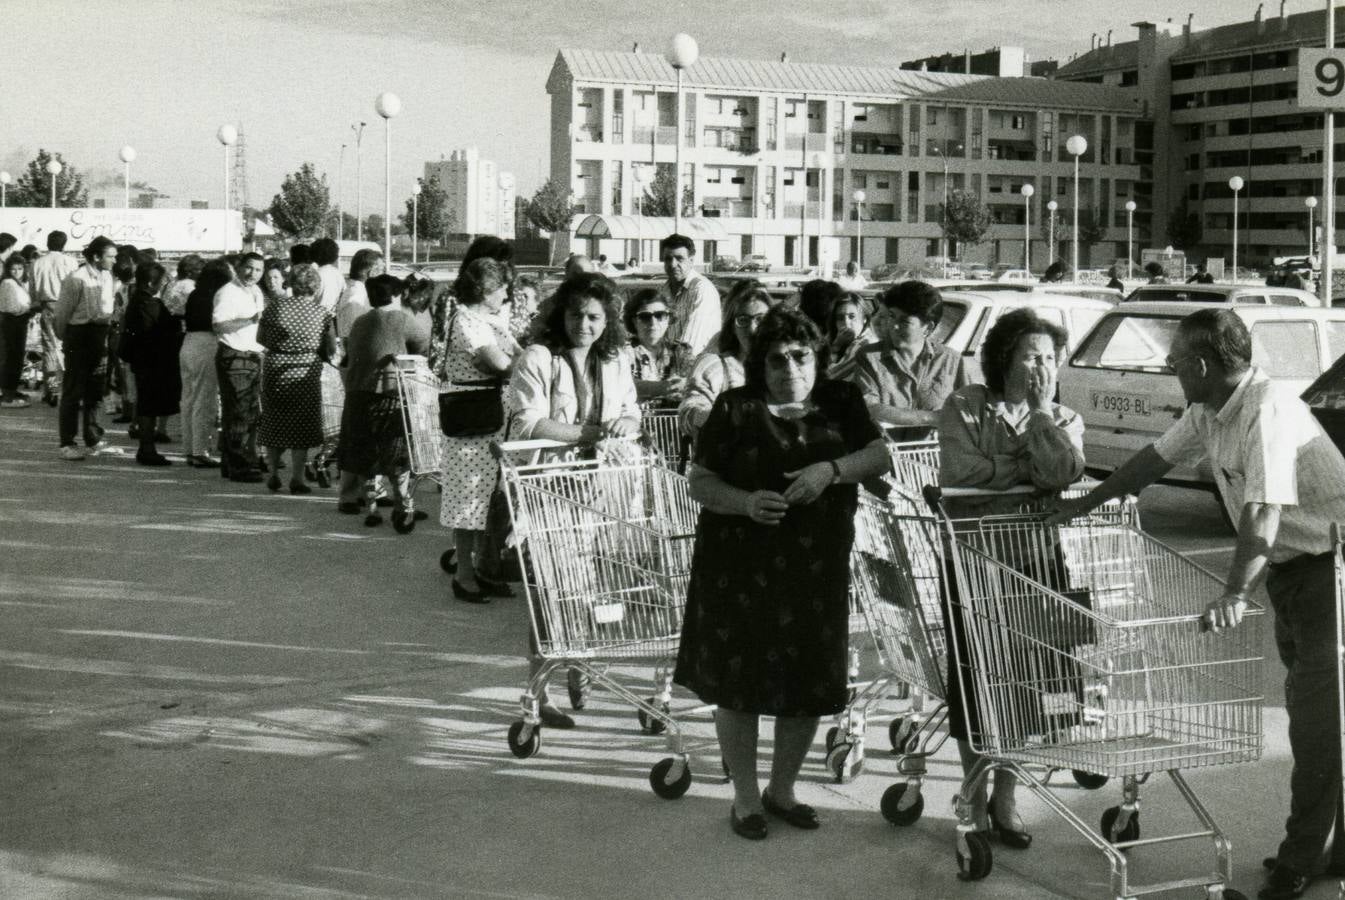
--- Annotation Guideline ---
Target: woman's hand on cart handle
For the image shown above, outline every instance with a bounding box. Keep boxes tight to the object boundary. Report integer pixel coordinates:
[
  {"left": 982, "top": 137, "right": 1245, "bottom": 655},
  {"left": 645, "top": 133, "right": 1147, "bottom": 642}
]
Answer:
[
  {"left": 1201, "top": 593, "right": 1247, "bottom": 634},
  {"left": 1045, "top": 496, "right": 1096, "bottom": 527},
  {"left": 744, "top": 490, "right": 789, "bottom": 525},
  {"left": 782, "top": 462, "right": 834, "bottom": 506},
  {"left": 603, "top": 417, "right": 641, "bottom": 439}
]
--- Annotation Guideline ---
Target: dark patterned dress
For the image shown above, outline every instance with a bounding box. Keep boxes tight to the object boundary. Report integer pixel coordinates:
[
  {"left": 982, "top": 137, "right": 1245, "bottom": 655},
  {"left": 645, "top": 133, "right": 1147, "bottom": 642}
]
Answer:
[
  {"left": 673, "top": 379, "right": 882, "bottom": 717},
  {"left": 257, "top": 296, "right": 335, "bottom": 449}
]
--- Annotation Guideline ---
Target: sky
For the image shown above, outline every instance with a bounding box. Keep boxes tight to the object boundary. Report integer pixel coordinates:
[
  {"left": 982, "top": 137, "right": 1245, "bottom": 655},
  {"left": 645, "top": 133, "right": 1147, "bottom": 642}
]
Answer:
[{"left": 2, "top": 0, "right": 1262, "bottom": 214}]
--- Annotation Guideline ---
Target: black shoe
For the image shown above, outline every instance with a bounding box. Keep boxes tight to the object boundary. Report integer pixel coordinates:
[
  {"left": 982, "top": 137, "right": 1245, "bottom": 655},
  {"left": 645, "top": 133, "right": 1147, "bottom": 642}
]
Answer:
[
  {"left": 112, "top": 415, "right": 133, "bottom": 425},
  {"left": 452, "top": 579, "right": 490, "bottom": 604},
  {"left": 289, "top": 482, "right": 312, "bottom": 496},
  {"left": 1259, "top": 863, "right": 1310, "bottom": 900},
  {"left": 476, "top": 574, "right": 515, "bottom": 598},
  {"left": 338, "top": 501, "right": 362, "bottom": 514},
  {"left": 135, "top": 451, "right": 171, "bottom": 467},
  {"left": 413, "top": 509, "right": 429, "bottom": 521},
  {"left": 989, "top": 807, "right": 1032, "bottom": 850},
  {"left": 761, "top": 790, "right": 820, "bottom": 830},
  {"left": 374, "top": 495, "right": 394, "bottom": 508},
  {"left": 230, "top": 469, "right": 264, "bottom": 484},
  {"left": 364, "top": 512, "right": 384, "bottom": 527},
  {"left": 267, "top": 475, "right": 282, "bottom": 492},
  {"left": 730, "top": 806, "right": 768, "bottom": 840},
  {"left": 539, "top": 704, "right": 575, "bottom": 729}
]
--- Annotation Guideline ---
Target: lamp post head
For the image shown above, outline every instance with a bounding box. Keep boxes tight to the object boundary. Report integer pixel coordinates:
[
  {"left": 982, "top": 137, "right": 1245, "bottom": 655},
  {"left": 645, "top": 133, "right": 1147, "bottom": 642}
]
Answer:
[
  {"left": 1125, "top": 200, "right": 1137, "bottom": 212},
  {"left": 0, "top": 171, "right": 10, "bottom": 186},
  {"left": 45, "top": 160, "right": 62, "bottom": 176},
  {"left": 1046, "top": 200, "right": 1058, "bottom": 212},
  {"left": 851, "top": 189, "right": 865, "bottom": 204},
  {"left": 1065, "top": 135, "right": 1088, "bottom": 157},
  {"left": 1228, "top": 175, "right": 1244, "bottom": 192},
  {"left": 217, "top": 125, "right": 237, "bottom": 146},
  {"left": 667, "top": 33, "right": 699, "bottom": 69},
  {"left": 1306, "top": 196, "right": 1319, "bottom": 210},
  {"left": 1020, "top": 184, "right": 1034, "bottom": 198},
  {"left": 375, "top": 92, "right": 402, "bottom": 119},
  {"left": 119, "top": 145, "right": 136, "bottom": 164}
]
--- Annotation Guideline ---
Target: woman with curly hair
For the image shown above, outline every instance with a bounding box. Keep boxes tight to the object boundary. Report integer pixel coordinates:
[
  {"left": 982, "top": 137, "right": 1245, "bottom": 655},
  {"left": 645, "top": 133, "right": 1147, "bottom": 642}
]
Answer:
[
  {"left": 623, "top": 288, "right": 692, "bottom": 408},
  {"left": 677, "top": 280, "right": 775, "bottom": 444},
  {"left": 674, "top": 305, "right": 888, "bottom": 839}
]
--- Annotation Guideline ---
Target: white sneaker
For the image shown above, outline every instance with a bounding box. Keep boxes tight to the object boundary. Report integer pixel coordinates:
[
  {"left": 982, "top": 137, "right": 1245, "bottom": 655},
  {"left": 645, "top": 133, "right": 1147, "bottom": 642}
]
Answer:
[{"left": 59, "top": 445, "right": 87, "bottom": 461}]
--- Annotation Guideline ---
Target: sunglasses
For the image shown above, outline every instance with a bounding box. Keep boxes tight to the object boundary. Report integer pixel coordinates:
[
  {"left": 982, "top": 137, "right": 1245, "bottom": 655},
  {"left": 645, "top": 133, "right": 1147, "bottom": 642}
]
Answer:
[
  {"left": 765, "top": 348, "right": 815, "bottom": 369},
  {"left": 635, "top": 310, "right": 669, "bottom": 323},
  {"left": 734, "top": 314, "right": 767, "bottom": 328}
]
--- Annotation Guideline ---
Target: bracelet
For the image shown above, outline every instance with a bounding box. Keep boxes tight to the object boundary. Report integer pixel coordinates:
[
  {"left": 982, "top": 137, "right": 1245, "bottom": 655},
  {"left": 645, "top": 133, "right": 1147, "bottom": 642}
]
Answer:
[{"left": 828, "top": 459, "right": 842, "bottom": 484}]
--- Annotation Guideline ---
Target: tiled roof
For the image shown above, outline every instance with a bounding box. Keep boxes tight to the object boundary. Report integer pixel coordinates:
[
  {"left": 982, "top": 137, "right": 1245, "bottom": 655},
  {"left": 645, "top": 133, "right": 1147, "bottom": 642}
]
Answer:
[
  {"left": 928, "top": 77, "right": 1140, "bottom": 113},
  {"left": 1172, "top": 8, "right": 1345, "bottom": 60},
  {"left": 551, "top": 49, "right": 984, "bottom": 98},
  {"left": 551, "top": 49, "right": 1139, "bottom": 112},
  {"left": 1054, "top": 42, "right": 1140, "bottom": 78}
]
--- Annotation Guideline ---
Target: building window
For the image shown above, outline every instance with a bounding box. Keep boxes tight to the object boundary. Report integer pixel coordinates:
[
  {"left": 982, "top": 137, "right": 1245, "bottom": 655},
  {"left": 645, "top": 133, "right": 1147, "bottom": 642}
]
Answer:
[
  {"left": 785, "top": 99, "right": 801, "bottom": 119},
  {"left": 875, "top": 178, "right": 890, "bottom": 189},
  {"left": 853, "top": 173, "right": 867, "bottom": 188},
  {"left": 927, "top": 107, "right": 939, "bottom": 126},
  {"left": 1010, "top": 114, "right": 1026, "bottom": 130}
]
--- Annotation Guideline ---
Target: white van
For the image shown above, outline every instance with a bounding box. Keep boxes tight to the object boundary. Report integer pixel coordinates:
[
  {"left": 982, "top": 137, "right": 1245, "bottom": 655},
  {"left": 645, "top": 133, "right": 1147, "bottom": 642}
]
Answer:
[{"left": 1060, "top": 299, "right": 1345, "bottom": 489}]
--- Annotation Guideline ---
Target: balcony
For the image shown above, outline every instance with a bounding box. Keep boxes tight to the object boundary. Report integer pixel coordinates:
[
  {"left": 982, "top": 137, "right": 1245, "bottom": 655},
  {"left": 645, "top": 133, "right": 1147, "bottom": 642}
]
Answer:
[
  {"left": 784, "top": 133, "right": 830, "bottom": 152},
  {"left": 701, "top": 198, "right": 756, "bottom": 218},
  {"left": 703, "top": 126, "right": 758, "bottom": 154},
  {"left": 574, "top": 124, "right": 603, "bottom": 143},
  {"left": 926, "top": 139, "right": 966, "bottom": 158},
  {"left": 783, "top": 201, "right": 824, "bottom": 218},
  {"left": 631, "top": 125, "right": 678, "bottom": 145},
  {"left": 986, "top": 139, "right": 1037, "bottom": 162},
  {"left": 851, "top": 132, "right": 903, "bottom": 156}
]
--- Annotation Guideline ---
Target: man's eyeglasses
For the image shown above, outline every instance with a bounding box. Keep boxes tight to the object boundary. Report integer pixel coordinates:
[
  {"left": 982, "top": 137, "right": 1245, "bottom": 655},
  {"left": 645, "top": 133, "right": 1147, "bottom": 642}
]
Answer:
[
  {"left": 734, "top": 314, "right": 767, "bottom": 328},
  {"left": 635, "top": 310, "right": 669, "bottom": 323}
]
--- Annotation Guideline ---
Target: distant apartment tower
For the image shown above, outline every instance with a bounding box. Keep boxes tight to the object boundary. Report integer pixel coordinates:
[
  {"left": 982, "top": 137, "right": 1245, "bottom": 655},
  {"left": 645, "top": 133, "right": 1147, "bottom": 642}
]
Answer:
[
  {"left": 1053, "top": 5, "right": 1338, "bottom": 264},
  {"left": 547, "top": 48, "right": 1142, "bottom": 270},
  {"left": 423, "top": 148, "right": 516, "bottom": 240},
  {"left": 900, "top": 46, "right": 1057, "bottom": 79}
]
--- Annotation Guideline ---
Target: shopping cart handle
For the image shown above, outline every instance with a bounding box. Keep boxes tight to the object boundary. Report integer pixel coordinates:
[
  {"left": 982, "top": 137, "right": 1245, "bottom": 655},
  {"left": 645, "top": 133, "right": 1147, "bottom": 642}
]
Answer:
[{"left": 491, "top": 438, "right": 572, "bottom": 460}]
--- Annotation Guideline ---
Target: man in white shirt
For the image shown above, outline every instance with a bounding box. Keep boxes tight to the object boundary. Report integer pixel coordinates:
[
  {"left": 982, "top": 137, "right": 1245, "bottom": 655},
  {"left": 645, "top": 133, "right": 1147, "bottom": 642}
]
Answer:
[
  {"left": 1052, "top": 309, "right": 1345, "bottom": 900},
  {"left": 213, "top": 253, "right": 266, "bottom": 482},
  {"left": 29, "top": 231, "right": 78, "bottom": 403},
  {"left": 656, "top": 234, "right": 721, "bottom": 356},
  {"left": 334, "top": 248, "right": 384, "bottom": 341},
  {"left": 311, "top": 238, "right": 345, "bottom": 312},
  {"left": 836, "top": 260, "right": 867, "bottom": 292},
  {"left": 51, "top": 236, "right": 117, "bottom": 459}
]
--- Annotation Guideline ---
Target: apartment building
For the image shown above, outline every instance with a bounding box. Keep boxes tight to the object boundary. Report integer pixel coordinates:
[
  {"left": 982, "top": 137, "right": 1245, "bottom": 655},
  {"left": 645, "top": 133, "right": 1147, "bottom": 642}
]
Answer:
[
  {"left": 1054, "top": 4, "right": 1338, "bottom": 266},
  {"left": 423, "top": 148, "right": 517, "bottom": 240},
  {"left": 547, "top": 49, "right": 1143, "bottom": 271}
]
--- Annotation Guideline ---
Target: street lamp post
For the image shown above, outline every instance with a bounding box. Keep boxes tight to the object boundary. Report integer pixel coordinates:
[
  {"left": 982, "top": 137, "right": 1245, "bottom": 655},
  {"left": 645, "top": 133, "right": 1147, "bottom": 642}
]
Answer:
[
  {"left": 217, "top": 125, "right": 237, "bottom": 252},
  {"left": 337, "top": 143, "right": 347, "bottom": 242},
  {"left": 667, "top": 33, "right": 699, "bottom": 236},
  {"left": 930, "top": 144, "right": 953, "bottom": 277},
  {"left": 1229, "top": 175, "right": 1245, "bottom": 284},
  {"left": 412, "top": 181, "right": 422, "bottom": 265},
  {"left": 1125, "top": 200, "right": 1137, "bottom": 280},
  {"left": 1047, "top": 200, "right": 1058, "bottom": 264},
  {"left": 1020, "top": 183, "right": 1034, "bottom": 274},
  {"left": 852, "top": 189, "right": 866, "bottom": 269},
  {"left": 45, "top": 159, "right": 62, "bottom": 209},
  {"left": 352, "top": 121, "right": 366, "bottom": 242},
  {"left": 375, "top": 92, "right": 402, "bottom": 261},
  {"left": 119, "top": 146, "right": 136, "bottom": 209},
  {"left": 0, "top": 171, "right": 10, "bottom": 208},
  {"left": 1065, "top": 134, "right": 1088, "bottom": 282},
  {"left": 1306, "top": 195, "right": 1319, "bottom": 262}
]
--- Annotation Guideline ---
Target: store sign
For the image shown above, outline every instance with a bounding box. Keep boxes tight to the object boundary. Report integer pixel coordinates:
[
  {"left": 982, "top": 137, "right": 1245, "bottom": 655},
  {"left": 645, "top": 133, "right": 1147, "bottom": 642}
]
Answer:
[
  {"left": 1297, "top": 49, "right": 1345, "bottom": 110},
  {"left": 0, "top": 208, "right": 242, "bottom": 253}
]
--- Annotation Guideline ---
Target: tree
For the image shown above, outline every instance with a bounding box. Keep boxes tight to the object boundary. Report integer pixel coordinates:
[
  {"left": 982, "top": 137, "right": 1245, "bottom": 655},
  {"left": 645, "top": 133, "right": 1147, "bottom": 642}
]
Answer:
[
  {"left": 400, "top": 175, "right": 455, "bottom": 247},
  {"left": 939, "top": 189, "right": 992, "bottom": 255},
  {"left": 324, "top": 210, "right": 360, "bottom": 240},
  {"left": 1166, "top": 199, "right": 1203, "bottom": 250},
  {"left": 1077, "top": 209, "right": 1109, "bottom": 266},
  {"left": 10, "top": 149, "right": 87, "bottom": 208},
  {"left": 526, "top": 178, "right": 578, "bottom": 264},
  {"left": 363, "top": 213, "right": 386, "bottom": 240},
  {"left": 646, "top": 165, "right": 693, "bottom": 218},
  {"left": 267, "top": 163, "right": 331, "bottom": 240}
]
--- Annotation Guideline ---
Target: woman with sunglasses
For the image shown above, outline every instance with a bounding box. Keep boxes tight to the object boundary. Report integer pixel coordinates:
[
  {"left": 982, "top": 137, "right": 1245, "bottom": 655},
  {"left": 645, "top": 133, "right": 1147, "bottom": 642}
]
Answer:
[
  {"left": 623, "top": 289, "right": 692, "bottom": 408},
  {"left": 677, "top": 281, "right": 775, "bottom": 445},
  {"left": 674, "top": 305, "right": 889, "bottom": 840}
]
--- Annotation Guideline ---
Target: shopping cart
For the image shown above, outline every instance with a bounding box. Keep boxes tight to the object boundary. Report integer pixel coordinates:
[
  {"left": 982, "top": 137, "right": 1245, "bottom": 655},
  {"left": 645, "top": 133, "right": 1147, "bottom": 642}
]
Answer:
[
  {"left": 393, "top": 354, "right": 446, "bottom": 493},
  {"left": 311, "top": 362, "right": 345, "bottom": 488},
  {"left": 929, "top": 485, "right": 1262, "bottom": 899},
  {"left": 639, "top": 407, "right": 686, "bottom": 472},
  {"left": 496, "top": 438, "right": 702, "bottom": 799}
]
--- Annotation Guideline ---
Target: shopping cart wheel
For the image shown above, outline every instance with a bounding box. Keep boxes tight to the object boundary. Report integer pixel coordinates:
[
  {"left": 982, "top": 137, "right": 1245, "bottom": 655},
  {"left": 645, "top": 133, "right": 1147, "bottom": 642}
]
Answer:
[
  {"left": 314, "top": 466, "right": 331, "bottom": 488},
  {"left": 566, "top": 669, "right": 590, "bottom": 710},
  {"left": 880, "top": 782, "right": 924, "bottom": 826},
  {"left": 825, "top": 742, "right": 863, "bottom": 783},
  {"left": 1072, "top": 769, "right": 1108, "bottom": 790},
  {"left": 824, "top": 726, "right": 840, "bottom": 751},
  {"left": 648, "top": 757, "right": 692, "bottom": 800},
  {"left": 1213, "top": 890, "right": 1248, "bottom": 900},
  {"left": 1100, "top": 806, "right": 1140, "bottom": 844},
  {"left": 506, "top": 720, "right": 541, "bottom": 759},
  {"left": 439, "top": 549, "right": 457, "bottom": 574},
  {"left": 392, "top": 509, "right": 416, "bottom": 534},
  {"left": 889, "top": 717, "right": 918, "bottom": 753},
  {"left": 637, "top": 699, "right": 670, "bottom": 735},
  {"left": 956, "top": 830, "right": 993, "bottom": 881}
]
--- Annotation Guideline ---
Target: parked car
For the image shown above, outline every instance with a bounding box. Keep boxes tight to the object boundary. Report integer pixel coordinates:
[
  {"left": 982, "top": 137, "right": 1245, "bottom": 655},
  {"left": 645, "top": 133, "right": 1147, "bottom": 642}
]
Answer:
[
  {"left": 996, "top": 269, "right": 1035, "bottom": 283},
  {"left": 1121, "top": 284, "right": 1320, "bottom": 307},
  {"left": 1060, "top": 299, "right": 1345, "bottom": 493},
  {"left": 386, "top": 262, "right": 419, "bottom": 279},
  {"left": 711, "top": 255, "right": 740, "bottom": 272},
  {"left": 738, "top": 254, "right": 772, "bottom": 272},
  {"left": 416, "top": 261, "right": 460, "bottom": 283}
]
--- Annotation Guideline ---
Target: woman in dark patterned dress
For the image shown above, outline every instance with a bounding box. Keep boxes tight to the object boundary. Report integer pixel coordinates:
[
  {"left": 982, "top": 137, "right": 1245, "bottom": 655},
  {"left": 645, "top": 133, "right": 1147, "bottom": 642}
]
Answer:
[
  {"left": 673, "top": 306, "right": 889, "bottom": 840},
  {"left": 257, "top": 264, "right": 336, "bottom": 493},
  {"left": 122, "top": 262, "right": 181, "bottom": 466}
]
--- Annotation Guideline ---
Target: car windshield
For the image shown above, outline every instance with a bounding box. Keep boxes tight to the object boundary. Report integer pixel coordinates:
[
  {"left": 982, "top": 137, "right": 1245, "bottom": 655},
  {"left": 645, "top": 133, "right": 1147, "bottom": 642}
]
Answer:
[
  {"left": 1070, "top": 313, "right": 1181, "bottom": 372},
  {"left": 931, "top": 300, "right": 968, "bottom": 346},
  {"left": 1126, "top": 287, "right": 1230, "bottom": 304}
]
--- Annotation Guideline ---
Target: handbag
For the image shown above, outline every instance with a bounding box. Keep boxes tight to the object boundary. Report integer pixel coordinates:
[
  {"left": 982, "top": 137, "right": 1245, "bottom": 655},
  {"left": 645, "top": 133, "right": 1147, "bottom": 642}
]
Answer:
[
  {"left": 437, "top": 305, "right": 506, "bottom": 437},
  {"left": 115, "top": 324, "right": 137, "bottom": 365}
]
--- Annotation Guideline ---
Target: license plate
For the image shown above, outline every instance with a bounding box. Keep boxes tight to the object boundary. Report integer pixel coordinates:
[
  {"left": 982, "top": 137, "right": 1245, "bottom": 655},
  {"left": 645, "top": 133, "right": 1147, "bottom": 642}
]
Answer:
[{"left": 1090, "top": 391, "right": 1152, "bottom": 418}]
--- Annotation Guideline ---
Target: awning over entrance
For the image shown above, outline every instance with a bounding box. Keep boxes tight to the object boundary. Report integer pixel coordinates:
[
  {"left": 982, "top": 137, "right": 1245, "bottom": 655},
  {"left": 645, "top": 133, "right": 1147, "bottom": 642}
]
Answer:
[{"left": 573, "top": 214, "right": 730, "bottom": 242}]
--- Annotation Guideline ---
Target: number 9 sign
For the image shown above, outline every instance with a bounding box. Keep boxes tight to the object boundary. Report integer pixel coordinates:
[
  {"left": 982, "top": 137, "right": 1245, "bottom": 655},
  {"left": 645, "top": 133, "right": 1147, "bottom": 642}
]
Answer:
[{"left": 1299, "top": 49, "right": 1345, "bottom": 109}]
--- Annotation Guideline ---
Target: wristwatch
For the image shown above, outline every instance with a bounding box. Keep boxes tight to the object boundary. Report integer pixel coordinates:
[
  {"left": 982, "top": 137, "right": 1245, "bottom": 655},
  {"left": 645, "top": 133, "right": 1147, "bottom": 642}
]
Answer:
[{"left": 828, "top": 460, "right": 842, "bottom": 485}]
